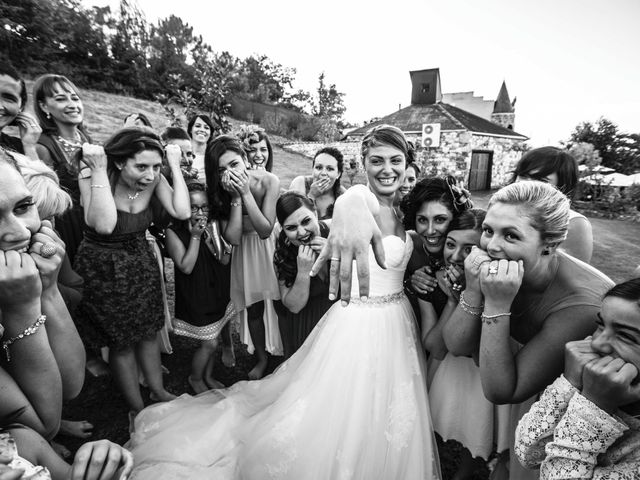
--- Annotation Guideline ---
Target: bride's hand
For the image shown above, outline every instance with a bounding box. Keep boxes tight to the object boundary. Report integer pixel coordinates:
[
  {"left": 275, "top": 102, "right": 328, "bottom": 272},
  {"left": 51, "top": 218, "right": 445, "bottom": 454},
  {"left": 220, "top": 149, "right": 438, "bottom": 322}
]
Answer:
[{"left": 311, "top": 188, "right": 386, "bottom": 305}]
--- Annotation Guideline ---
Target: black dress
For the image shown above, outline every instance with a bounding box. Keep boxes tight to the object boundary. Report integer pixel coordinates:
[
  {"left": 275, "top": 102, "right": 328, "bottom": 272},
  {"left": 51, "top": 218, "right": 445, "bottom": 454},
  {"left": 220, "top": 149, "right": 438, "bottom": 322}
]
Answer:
[
  {"left": 169, "top": 225, "right": 232, "bottom": 340},
  {"left": 74, "top": 209, "right": 164, "bottom": 350},
  {"left": 37, "top": 133, "right": 88, "bottom": 263}
]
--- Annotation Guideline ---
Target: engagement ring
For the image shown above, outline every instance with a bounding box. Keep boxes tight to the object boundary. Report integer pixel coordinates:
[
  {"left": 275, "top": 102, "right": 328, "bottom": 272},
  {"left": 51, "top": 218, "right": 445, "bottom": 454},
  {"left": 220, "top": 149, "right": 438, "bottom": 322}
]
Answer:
[{"left": 488, "top": 266, "right": 498, "bottom": 275}]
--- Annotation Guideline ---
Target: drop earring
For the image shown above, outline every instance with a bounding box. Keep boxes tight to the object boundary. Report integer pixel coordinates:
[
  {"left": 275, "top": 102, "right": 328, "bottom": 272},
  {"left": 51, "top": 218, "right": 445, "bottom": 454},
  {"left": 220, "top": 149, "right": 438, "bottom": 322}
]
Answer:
[{"left": 46, "top": 112, "right": 51, "bottom": 119}]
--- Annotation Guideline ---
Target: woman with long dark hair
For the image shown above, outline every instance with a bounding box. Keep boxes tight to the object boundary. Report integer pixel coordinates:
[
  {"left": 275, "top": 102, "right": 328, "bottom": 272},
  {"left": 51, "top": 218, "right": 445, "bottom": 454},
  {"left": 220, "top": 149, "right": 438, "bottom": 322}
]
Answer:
[
  {"left": 206, "top": 134, "right": 281, "bottom": 380},
  {"left": 273, "top": 191, "right": 335, "bottom": 357}
]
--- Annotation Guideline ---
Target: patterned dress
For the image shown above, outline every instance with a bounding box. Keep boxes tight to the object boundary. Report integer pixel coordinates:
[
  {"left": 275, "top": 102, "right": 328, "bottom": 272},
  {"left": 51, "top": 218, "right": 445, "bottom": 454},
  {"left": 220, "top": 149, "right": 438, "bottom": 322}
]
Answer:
[
  {"left": 74, "top": 209, "right": 164, "bottom": 350},
  {"left": 515, "top": 375, "right": 640, "bottom": 479}
]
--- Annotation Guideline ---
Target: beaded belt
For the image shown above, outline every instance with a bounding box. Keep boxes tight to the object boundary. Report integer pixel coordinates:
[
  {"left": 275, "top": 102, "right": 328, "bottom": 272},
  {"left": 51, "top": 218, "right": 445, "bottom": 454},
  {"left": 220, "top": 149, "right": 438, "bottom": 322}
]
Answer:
[{"left": 348, "top": 291, "right": 406, "bottom": 306}]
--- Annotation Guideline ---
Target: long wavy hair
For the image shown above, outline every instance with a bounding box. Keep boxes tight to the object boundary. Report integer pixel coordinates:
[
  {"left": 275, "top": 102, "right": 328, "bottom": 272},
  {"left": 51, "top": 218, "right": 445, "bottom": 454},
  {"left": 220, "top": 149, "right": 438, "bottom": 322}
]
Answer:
[
  {"left": 273, "top": 191, "right": 327, "bottom": 288},
  {"left": 204, "top": 135, "right": 247, "bottom": 220}
]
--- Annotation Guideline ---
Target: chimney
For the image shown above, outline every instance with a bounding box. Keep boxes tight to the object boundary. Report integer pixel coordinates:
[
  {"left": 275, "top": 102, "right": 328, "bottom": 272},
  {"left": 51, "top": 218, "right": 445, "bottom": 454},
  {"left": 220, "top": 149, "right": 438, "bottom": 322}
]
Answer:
[{"left": 410, "top": 68, "right": 442, "bottom": 105}]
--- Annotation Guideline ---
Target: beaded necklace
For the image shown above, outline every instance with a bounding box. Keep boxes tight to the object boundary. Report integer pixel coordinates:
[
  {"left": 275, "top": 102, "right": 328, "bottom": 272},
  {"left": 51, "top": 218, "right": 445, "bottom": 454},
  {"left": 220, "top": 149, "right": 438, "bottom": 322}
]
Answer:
[{"left": 56, "top": 132, "right": 83, "bottom": 164}]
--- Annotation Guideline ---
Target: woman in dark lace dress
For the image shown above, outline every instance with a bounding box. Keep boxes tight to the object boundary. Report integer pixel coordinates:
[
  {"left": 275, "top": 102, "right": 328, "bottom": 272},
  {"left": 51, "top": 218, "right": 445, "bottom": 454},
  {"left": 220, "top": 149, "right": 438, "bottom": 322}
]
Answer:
[{"left": 73, "top": 128, "right": 190, "bottom": 414}]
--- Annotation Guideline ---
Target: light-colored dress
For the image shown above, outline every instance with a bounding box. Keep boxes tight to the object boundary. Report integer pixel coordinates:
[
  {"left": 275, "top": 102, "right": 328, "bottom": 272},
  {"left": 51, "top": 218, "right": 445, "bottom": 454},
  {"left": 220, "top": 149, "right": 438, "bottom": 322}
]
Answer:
[
  {"left": 230, "top": 216, "right": 282, "bottom": 355},
  {"left": 128, "top": 236, "right": 442, "bottom": 480},
  {"left": 429, "top": 353, "right": 511, "bottom": 460}
]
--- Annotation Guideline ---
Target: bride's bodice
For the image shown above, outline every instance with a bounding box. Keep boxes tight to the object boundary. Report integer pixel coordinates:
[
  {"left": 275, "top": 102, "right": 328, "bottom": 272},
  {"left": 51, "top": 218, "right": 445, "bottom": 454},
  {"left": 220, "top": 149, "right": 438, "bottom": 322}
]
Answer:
[{"left": 349, "top": 235, "right": 413, "bottom": 298}]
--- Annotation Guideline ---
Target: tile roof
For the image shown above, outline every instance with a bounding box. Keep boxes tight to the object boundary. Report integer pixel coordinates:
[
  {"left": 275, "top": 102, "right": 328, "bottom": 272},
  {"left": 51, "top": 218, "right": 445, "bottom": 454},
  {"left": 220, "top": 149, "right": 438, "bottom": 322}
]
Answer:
[{"left": 348, "top": 102, "right": 527, "bottom": 139}]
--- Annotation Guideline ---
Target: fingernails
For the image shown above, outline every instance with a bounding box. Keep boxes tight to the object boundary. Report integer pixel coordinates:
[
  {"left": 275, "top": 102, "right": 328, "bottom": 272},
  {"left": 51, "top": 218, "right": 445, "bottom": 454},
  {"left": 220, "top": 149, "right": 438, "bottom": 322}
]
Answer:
[
  {"left": 329, "top": 293, "right": 336, "bottom": 301},
  {"left": 341, "top": 300, "right": 348, "bottom": 307},
  {"left": 360, "top": 296, "right": 368, "bottom": 301}
]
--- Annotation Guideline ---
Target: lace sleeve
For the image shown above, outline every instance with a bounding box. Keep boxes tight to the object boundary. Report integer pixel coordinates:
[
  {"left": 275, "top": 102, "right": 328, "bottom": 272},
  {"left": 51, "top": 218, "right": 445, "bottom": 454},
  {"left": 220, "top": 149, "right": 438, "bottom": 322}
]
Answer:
[
  {"left": 539, "top": 392, "right": 631, "bottom": 479},
  {"left": 515, "top": 375, "right": 578, "bottom": 468}
]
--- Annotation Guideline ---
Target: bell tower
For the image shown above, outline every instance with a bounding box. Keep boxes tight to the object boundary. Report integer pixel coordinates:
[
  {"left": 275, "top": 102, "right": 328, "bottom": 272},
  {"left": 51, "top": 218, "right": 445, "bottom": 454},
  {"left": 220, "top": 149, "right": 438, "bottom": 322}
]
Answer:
[{"left": 491, "top": 81, "right": 515, "bottom": 130}]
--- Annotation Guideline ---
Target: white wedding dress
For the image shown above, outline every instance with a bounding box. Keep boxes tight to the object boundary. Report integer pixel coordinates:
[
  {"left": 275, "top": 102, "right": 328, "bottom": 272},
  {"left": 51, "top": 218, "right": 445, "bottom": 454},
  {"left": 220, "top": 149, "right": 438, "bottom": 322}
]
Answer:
[{"left": 128, "top": 235, "right": 442, "bottom": 480}]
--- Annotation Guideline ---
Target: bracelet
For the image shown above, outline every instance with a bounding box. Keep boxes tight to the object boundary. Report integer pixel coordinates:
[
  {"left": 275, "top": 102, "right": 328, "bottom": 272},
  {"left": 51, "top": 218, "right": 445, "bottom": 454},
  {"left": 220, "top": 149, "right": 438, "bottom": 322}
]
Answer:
[
  {"left": 459, "top": 290, "right": 483, "bottom": 316},
  {"left": 90, "top": 184, "right": 107, "bottom": 188},
  {"left": 403, "top": 278, "right": 416, "bottom": 296},
  {"left": 230, "top": 201, "right": 242, "bottom": 207},
  {"left": 2, "top": 314, "right": 47, "bottom": 362},
  {"left": 191, "top": 235, "right": 201, "bottom": 240},
  {"left": 481, "top": 312, "right": 511, "bottom": 325}
]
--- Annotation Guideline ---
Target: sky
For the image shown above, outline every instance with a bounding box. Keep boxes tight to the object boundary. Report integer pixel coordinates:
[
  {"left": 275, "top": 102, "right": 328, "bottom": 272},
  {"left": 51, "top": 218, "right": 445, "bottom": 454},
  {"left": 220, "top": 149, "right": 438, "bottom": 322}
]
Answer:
[{"left": 85, "top": 0, "right": 640, "bottom": 146}]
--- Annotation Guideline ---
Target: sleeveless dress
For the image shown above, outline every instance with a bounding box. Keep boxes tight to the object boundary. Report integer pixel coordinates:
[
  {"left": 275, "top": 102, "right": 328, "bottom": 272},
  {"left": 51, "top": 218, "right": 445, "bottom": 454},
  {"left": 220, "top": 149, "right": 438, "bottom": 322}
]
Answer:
[
  {"left": 73, "top": 209, "right": 164, "bottom": 350},
  {"left": 38, "top": 132, "right": 89, "bottom": 263},
  {"left": 170, "top": 225, "right": 234, "bottom": 340},
  {"left": 279, "top": 273, "right": 336, "bottom": 359},
  {"left": 230, "top": 215, "right": 282, "bottom": 356},
  {"left": 128, "top": 236, "right": 442, "bottom": 480},
  {"left": 429, "top": 354, "right": 511, "bottom": 460},
  {"left": 491, "top": 251, "right": 614, "bottom": 480}
]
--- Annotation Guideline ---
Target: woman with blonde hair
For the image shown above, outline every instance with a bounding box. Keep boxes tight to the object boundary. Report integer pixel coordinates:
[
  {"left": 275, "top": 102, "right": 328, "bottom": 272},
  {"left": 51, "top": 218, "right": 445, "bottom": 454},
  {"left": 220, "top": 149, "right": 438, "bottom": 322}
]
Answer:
[{"left": 442, "top": 181, "right": 613, "bottom": 479}]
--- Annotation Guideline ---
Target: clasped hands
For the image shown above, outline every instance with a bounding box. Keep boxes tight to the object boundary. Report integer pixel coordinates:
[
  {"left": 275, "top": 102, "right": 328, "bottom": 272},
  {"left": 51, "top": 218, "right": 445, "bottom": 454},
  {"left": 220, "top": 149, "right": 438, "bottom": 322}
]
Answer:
[
  {"left": 564, "top": 339, "right": 640, "bottom": 415},
  {"left": 0, "top": 220, "right": 63, "bottom": 314},
  {"left": 462, "top": 247, "right": 523, "bottom": 309}
]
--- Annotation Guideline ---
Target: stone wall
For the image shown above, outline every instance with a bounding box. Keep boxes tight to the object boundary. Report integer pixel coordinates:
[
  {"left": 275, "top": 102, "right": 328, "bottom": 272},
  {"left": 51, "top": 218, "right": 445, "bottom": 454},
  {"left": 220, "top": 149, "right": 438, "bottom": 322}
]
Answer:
[
  {"left": 410, "top": 131, "right": 524, "bottom": 188},
  {"left": 282, "top": 140, "right": 362, "bottom": 166}
]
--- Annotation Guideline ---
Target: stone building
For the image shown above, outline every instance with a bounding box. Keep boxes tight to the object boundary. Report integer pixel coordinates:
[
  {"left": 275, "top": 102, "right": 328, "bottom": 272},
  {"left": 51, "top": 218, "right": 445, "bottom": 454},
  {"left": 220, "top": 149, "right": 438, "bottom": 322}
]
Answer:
[
  {"left": 345, "top": 68, "right": 528, "bottom": 190},
  {"left": 282, "top": 68, "right": 528, "bottom": 190}
]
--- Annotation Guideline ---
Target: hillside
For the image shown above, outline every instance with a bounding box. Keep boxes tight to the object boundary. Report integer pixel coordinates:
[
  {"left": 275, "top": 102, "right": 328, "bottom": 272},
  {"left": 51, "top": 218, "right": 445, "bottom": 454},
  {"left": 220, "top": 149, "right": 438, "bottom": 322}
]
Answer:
[{"left": 17, "top": 81, "right": 371, "bottom": 187}]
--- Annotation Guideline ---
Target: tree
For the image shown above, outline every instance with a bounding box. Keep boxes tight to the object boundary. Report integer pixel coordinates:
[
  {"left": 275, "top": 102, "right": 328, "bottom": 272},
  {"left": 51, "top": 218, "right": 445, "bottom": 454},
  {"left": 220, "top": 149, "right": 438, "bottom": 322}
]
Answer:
[
  {"left": 567, "top": 142, "right": 601, "bottom": 170},
  {"left": 569, "top": 117, "right": 640, "bottom": 174},
  {"left": 231, "top": 55, "right": 296, "bottom": 104},
  {"left": 110, "top": 0, "right": 152, "bottom": 96},
  {"left": 314, "top": 72, "right": 346, "bottom": 123}
]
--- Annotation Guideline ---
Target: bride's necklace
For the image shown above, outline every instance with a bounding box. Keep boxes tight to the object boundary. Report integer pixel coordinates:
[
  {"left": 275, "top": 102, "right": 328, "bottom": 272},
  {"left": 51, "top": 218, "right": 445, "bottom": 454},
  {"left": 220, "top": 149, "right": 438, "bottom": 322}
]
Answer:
[{"left": 127, "top": 191, "right": 140, "bottom": 201}]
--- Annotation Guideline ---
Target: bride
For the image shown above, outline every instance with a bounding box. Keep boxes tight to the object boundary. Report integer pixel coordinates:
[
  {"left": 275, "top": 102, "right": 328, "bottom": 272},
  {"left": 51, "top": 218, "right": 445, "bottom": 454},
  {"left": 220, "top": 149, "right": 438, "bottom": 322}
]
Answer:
[{"left": 128, "top": 125, "right": 442, "bottom": 480}]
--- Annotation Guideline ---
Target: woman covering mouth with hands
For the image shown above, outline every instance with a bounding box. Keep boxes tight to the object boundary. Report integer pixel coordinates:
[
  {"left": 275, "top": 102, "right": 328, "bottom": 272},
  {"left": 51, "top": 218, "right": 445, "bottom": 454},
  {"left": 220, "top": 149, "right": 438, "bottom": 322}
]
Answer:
[
  {"left": 516, "top": 278, "right": 640, "bottom": 479},
  {"left": 289, "top": 146, "right": 346, "bottom": 220},
  {"left": 273, "top": 191, "right": 336, "bottom": 357},
  {"left": 441, "top": 180, "right": 613, "bottom": 480}
]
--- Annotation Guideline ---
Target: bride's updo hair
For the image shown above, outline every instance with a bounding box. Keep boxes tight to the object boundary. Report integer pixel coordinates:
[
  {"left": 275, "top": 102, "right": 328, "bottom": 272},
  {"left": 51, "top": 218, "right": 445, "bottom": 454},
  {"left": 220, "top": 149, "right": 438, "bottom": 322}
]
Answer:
[{"left": 360, "top": 124, "right": 413, "bottom": 162}]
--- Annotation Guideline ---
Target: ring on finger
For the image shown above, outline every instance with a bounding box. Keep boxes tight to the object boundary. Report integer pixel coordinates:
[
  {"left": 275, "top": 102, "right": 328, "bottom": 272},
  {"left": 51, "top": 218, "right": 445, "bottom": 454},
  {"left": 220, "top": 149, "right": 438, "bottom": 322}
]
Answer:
[
  {"left": 452, "top": 282, "right": 462, "bottom": 291},
  {"left": 488, "top": 265, "right": 498, "bottom": 275},
  {"left": 40, "top": 242, "right": 58, "bottom": 258},
  {"left": 330, "top": 257, "right": 340, "bottom": 262}
]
